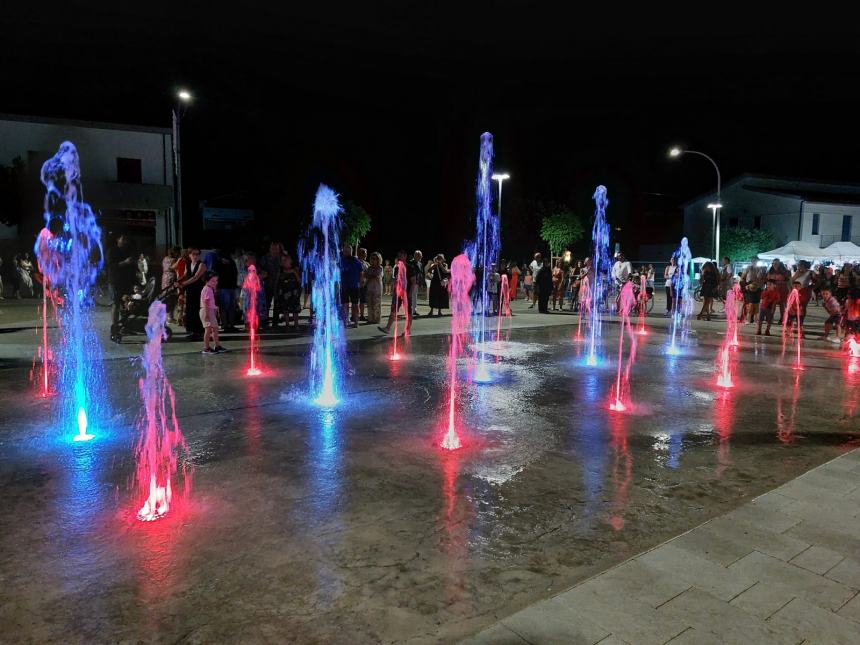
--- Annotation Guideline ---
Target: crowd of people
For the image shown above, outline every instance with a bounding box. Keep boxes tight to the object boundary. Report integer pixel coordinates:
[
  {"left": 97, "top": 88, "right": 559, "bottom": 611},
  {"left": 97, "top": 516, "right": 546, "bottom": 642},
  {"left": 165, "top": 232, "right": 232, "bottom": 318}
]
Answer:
[{"left": 0, "top": 252, "right": 42, "bottom": 299}]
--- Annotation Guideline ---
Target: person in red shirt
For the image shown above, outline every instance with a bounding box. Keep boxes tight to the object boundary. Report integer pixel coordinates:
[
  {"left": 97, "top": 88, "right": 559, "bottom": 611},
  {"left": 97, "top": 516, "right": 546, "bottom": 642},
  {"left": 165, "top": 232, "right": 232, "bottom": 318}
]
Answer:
[{"left": 757, "top": 278, "right": 780, "bottom": 336}]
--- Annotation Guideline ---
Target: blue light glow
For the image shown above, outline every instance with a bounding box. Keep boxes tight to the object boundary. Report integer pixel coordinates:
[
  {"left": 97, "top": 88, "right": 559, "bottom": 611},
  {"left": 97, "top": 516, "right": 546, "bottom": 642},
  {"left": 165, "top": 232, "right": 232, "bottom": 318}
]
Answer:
[
  {"left": 34, "top": 142, "right": 106, "bottom": 441},
  {"left": 587, "top": 186, "right": 611, "bottom": 366},
  {"left": 299, "top": 184, "right": 345, "bottom": 408},
  {"left": 668, "top": 237, "right": 694, "bottom": 353}
]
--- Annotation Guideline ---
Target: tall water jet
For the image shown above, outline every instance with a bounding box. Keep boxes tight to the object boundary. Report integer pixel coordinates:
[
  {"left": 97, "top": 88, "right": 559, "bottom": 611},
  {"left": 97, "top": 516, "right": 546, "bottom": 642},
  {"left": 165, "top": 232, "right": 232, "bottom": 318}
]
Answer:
[
  {"left": 716, "top": 287, "right": 737, "bottom": 388},
  {"left": 34, "top": 142, "right": 105, "bottom": 441},
  {"left": 783, "top": 288, "right": 804, "bottom": 370},
  {"left": 668, "top": 237, "right": 693, "bottom": 355},
  {"left": 610, "top": 282, "right": 638, "bottom": 411},
  {"left": 471, "top": 133, "right": 499, "bottom": 383},
  {"left": 730, "top": 283, "right": 743, "bottom": 347},
  {"left": 442, "top": 254, "right": 475, "bottom": 450},
  {"left": 242, "top": 265, "right": 263, "bottom": 376},
  {"left": 31, "top": 228, "right": 57, "bottom": 397},
  {"left": 587, "top": 186, "right": 611, "bottom": 365},
  {"left": 299, "top": 184, "right": 345, "bottom": 407},
  {"left": 135, "top": 301, "right": 191, "bottom": 521},
  {"left": 390, "top": 260, "right": 408, "bottom": 361},
  {"left": 636, "top": 273, "right": 649, "bottom": 336}
]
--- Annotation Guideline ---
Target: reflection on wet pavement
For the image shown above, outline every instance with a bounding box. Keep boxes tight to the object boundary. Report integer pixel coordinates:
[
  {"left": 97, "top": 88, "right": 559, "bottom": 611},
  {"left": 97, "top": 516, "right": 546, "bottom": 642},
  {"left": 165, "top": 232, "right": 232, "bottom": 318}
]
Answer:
[{"left": 0, "top": 323, "right": 858, "bottom": 642}]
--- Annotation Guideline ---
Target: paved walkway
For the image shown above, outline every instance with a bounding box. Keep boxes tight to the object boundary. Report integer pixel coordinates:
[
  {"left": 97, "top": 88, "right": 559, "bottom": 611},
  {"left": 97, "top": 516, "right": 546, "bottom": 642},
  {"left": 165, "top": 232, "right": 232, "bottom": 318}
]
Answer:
[{"left": 462, "top": 448, "right": 860, "bottom": 644}]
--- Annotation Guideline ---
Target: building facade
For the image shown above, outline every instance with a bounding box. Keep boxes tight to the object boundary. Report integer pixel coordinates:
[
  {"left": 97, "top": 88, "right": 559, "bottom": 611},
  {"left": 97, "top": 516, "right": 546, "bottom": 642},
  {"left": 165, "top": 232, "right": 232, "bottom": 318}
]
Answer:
[
  {"left": 682, "top": 174, "right": 860, "bottom": 257},
  {"left": 0, "top": 113, "right": 177, "bottom": 256}
]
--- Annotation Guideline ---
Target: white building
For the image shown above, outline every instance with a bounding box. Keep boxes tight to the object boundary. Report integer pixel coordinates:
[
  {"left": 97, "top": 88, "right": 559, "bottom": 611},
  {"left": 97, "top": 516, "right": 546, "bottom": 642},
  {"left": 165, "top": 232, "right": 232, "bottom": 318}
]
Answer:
[
  {"left": 0, "top": 113, "right": 177, "bottom": 253},
  {"left": 682, "top": 174, "right": 860, "bottom": 256}
]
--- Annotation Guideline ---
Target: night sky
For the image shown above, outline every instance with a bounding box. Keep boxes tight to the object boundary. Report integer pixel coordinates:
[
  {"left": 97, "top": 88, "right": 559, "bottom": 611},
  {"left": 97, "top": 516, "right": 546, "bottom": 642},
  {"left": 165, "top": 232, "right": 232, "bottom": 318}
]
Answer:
[{"left": 4, "top": 5, "right": 859, "bottom": 259}]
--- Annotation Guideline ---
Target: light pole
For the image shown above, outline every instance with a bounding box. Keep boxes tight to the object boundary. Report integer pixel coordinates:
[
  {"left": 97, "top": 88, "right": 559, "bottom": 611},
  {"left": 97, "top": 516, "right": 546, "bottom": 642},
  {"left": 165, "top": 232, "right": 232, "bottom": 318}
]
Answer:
[
  {"left": 492, "top": 172, "right": 510, "bottom": 218},
  {"left": 669, "top": 147, "right": 722, "bottom": 260},
  {"left": 172, "top": 88, "right": 193, "bottom": 247}
]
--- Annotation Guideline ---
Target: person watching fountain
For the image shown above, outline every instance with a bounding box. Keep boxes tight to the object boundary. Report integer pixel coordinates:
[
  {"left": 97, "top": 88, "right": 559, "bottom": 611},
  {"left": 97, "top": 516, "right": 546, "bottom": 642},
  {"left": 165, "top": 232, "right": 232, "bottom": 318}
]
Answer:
[
  {"left": 409, "top": 250, "right": 423, "bottom": 317},
  {"left": 259, "top": 242, "right": 284, "bottom": 330},
  {"left": 340, "top": 244, "right": 363, "bottom": 328},
  {"left": 528, "top": 253, "right": 543, "bottom": 309},
  {"left": 108, "top": 233, "right": 138, "bottom": 331},
  {"left": 611, "top": 252, "right": 632, "bottom": 286},
  {"left": 379, "top": 249, "right": 413, "bottom": 335},
  {"left": 357, "top": 248, "right": 370, "bottom": 322},
  {"left": 536, "top": 261, "right": 553, "bottom": 313},
  {"left": 180, "top": 248, "right": 207, "bottom": 340},
  {"left": 365, "top": 252, "right": 384, "bottom": 324}
]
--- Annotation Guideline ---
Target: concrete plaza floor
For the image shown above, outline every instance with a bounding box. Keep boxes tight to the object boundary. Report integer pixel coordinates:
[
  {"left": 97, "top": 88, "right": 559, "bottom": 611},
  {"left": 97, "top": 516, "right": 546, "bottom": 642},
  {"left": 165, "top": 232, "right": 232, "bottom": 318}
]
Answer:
[{"left": 0, "top": 294, "right": 858, "bottom": 643}]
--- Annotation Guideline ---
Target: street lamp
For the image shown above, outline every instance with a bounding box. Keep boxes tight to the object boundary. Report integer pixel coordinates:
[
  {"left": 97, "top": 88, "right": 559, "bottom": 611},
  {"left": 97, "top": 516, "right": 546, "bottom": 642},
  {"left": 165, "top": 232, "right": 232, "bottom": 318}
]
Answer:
[
  {"left": 172, "top": 88, "right": 193, "bottom": 246},
  {"left": 492, "top": 173, "right": 510, "bottom": 219},
  {"left": 669, "top": 146, "right": 722, "bottom": 260}
]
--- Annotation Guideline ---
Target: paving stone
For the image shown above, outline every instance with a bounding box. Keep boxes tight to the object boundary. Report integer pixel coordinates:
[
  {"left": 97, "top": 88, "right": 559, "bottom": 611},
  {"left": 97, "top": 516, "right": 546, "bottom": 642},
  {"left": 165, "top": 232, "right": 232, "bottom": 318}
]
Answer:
[
  {"left": 594, "top": 636, "right": 631, "bottom": 645},
  {"left": 586, "top": 560, "right": 691, "bottom": 609},
  {"left": 673, "top": 515, "right": 809, "bottom": 565},
  {"left": 460, "top": 623, "right": 530, "bottom": 645},
  {"left": 751, "top": 491, "right": 798, "bottom": 513},
  {"left": 729, "top": 551, "right": 855, "bottom": 611},
  {"left": 729, "top": 581, "right": 796, "bottom": 620},
  {"left": 501, "top": 599, "right": 610, "bottom": 644},
  {"left": 658, "top": 587, "right": 799, "bottom": 644},
  {"left": 768, "top": 596, "right": 860, "bottom": 644},
  {"left": 780, "top": 498, "right": 860, "bottom": 527},
  {"left": 789, "top": 545, "right": 844, "bottom": 575},
  {"left": 637, "top": 544, "right": 756, "bottom": 601},
  {"left": 663, "top": 627, "right": 722, "bottom": 644},
  {"left": 786, "top": 522, "right": 860, "bottom": 562},
  {"left": 551, "top": 585, "right": 688, "bottom": 645},
  {"left": 837, "top": 591, "right": 860, "bottom": 624},
  {"left": 720, "top": 504, "right": 802, "bottom": 535},
  {"left": 826, "top": 558, "right": 860, "bottom": 590}
]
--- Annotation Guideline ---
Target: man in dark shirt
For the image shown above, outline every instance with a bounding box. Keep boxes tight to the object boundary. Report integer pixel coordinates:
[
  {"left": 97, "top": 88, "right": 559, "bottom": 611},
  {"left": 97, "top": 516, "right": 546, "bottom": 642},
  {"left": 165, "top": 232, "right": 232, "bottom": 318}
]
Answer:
[
  {"left": 340, "top": 244, "right": 363, "bottom": 328},
  {"left": 409, "top": 250, "right": 423, "bottom": 316},
  {"left": 258, "top": 242, "right": 283, "bottom": 329},
  {"left": 214, "top": 247, "right": 239, "bottom": 332},
  {"left": 107, "top": 233, "right": 137, "bottom": 327}
]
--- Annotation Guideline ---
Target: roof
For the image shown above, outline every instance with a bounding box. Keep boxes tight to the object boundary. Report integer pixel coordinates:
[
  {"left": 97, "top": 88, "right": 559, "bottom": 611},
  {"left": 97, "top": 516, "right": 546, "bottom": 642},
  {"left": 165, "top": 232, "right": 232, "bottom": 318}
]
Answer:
[
  {"left": 741, "top": 186, "right": 860, "bottom": 206},
  {"left": 680, "top": 173, "right": 860, "bottom": 208},
  {"left": 0, "top": 112, "right": 171, "bottom": 136}
]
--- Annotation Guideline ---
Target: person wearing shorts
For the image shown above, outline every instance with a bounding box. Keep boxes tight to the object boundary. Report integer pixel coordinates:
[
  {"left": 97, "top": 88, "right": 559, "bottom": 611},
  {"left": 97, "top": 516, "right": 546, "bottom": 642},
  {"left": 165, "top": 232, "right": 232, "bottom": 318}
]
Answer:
[
  {"left": 821, "top": 288, "right": 843, "bottom": 342},
  {"left": 757, "top": 278, "right": 779, "bottom": 336},
  {"left": 200, "top": 271, "right": 226, "bottom": 354},
  {"left": 340, "top": 245, "right": 363, "bottom": 328}
]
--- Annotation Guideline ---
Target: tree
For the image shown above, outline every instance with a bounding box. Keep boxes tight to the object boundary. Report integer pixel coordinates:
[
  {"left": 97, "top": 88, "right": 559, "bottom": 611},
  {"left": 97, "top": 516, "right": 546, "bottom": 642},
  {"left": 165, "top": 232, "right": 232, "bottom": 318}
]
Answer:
[
  {"left": 340, "top": 199, "right": 372, "bottom": 249},
  {"left": 540, "top": 207, "right": 584, "bottom": 258},
  {"left": 720, "top": 226, "right": 775, "bottom": 262}
]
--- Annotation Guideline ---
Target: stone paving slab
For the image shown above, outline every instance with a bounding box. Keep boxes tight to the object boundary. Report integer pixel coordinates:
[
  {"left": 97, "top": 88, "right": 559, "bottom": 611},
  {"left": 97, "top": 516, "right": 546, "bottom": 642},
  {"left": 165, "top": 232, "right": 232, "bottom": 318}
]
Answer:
[{"left": 461, "top": 449, "right": 860, "bottom": 644}]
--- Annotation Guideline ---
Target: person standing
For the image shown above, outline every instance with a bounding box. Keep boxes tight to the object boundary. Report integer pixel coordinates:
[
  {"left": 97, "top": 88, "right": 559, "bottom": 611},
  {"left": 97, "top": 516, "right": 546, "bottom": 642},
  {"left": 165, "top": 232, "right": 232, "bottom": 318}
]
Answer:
[
  {"left": 767, "top": 259, "right": 791, "bottom": 324},
  {"left": 551, "top": 259, "right": 565, "bottom": 310},
  {"left": 180, "top": 248, "right": 207, "bottom": 340},
  {"left": 409, "top": 250, "right": 423, "bottom": 317},
  {"left": 528, "top": 253, "right": 544, "bottom": 309},
  {"left": 277, "top": 253, "right": 302, "bottom": 330},
  {"left": 199, "top": 271, "right": 226, "bottom": 354},
  {"left": 357, "top": 247, "right": 370, "bottom": 322},
  {"left": 664, "top": 256, "right": 678, "bottom": 316},
  {"left": 383, "top": 260, "right": 393, "bottom": 296},
  {"left": 428, "top": 254, "right": 450, "bottom": 316},
  {"left": 379, "top": 250, "right": 412, "bottom": 335},
  {"left": 536, "top": 262, "right": 553, "bottom": 313},
  {"left": 509, "top": 262, "right": 520, "bottom": 300},
  {"left": 365, "top": 252, "right": 384, "bottom": 324},
  {"left": 108, "top": 234, "right": 137, "bottom": 329},
  {"left": 697, "top": 261, "right": 718, "bottom": 321},
  {"left": 215, "top": 246, "right": 239, "bottom": 332},
  {"left": 259, "top": 242, "right": 284, "bottom": 329},
  {"left": 340, "top": 244, "right": 363, "bottom": 328}
]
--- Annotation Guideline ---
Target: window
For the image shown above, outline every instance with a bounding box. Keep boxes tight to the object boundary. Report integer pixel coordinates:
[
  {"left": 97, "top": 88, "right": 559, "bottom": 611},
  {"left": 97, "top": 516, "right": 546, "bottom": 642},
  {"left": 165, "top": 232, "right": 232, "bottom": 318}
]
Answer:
[
  {"left": 116, "top": 157, "right": 142, "bottom": 183},
  {"left": 754, "top": 216, "right": 762, "bottom": 229},
  {"left": 811, "top": 213, "right": 820, "bottom": 235},
  {"left": 842, "top": 215, "right": 853, "bottom": 242},
  {"left": 728, "top": 217, "right": 739, "bottom": 227}
]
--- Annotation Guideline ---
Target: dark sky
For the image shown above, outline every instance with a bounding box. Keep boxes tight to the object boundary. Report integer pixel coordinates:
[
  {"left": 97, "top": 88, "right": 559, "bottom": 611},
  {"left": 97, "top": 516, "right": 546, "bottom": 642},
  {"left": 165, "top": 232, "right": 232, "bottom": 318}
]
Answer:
[{"left": 4, "top": 4, "right": 859, "bottom": 258}]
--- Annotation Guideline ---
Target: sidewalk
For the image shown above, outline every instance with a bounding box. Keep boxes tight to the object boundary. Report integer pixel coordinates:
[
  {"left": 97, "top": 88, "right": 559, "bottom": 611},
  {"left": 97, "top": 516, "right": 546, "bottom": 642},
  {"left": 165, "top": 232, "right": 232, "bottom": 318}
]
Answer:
[{"left": 462, "top": 448, "right": 860, "bottom": 644}]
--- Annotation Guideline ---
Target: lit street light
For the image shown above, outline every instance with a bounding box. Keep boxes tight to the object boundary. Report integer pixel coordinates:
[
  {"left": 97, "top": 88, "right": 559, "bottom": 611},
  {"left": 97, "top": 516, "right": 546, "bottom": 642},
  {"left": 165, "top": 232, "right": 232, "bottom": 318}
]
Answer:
[
  {"left": 172, "top": 88, "right": 193, "bottom": 246},
  {"left": 669, "top": 146, "right": 722, "bottom": 260},
  {"left": 492, "top": 172, "right": 510, "bottom": 219}
]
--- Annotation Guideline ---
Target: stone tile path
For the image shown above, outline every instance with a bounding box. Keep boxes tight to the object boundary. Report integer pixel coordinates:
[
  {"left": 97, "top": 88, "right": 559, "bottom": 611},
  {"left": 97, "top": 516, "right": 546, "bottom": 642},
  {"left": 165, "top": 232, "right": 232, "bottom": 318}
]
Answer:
[{"left": 462, "top": 449, "right": 860, "bottom": 644}]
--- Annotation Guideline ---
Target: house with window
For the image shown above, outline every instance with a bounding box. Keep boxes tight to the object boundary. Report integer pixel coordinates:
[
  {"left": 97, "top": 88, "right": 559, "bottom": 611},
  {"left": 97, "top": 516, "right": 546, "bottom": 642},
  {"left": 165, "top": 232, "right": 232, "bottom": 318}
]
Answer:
[
  {"left": 0, "top": 113, "right": 176, "bottom": 256},
  {"left": 681, "top": 174, "right": 860, "bottom": 256}
]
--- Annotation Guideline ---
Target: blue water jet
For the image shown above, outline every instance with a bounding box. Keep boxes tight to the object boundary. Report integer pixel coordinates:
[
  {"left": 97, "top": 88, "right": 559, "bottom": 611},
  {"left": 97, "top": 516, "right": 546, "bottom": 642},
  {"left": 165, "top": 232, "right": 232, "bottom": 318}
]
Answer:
[
  {"left": 469, "top": 133, "right": 499, "bottom": 382},
  {"left": 34, "top": 142, "right": 105, "bottom": 442},
  {"left": 587, "top": 185, "right": 611, "bottom": 365},
  {"left": 668, "top": 236, "right": 693, "bottom": 353},
  {"left": 298, "top": 184, "right": 345, "bottom": 407}
]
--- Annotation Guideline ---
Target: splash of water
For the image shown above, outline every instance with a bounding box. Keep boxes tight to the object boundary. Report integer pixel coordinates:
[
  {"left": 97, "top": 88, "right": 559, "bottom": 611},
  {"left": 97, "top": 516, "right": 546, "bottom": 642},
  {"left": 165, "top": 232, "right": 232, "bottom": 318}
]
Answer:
[
  {"left": 848, "top": 336, "right": 860, "bottom": 358},
  {"left": 390, "top": 260, "right": 408, "bottom": 360},
  {"left": 636, "top": 274, "right": 648, "bottom": 336},
  {"left": 495, "top": 274, "right": 511, "bottom": 341},
  {"left": 135, "top": 301, "right": 190, "bottom": 521},
  {"left": 730, "top": 283, "right": 743, "bottom": 346},
  {"left": 298, "top": 184, "right": 345, "bottom": 407},
  {"left": 668, "top": 237, "right": 693, "bottom": 355},
  {"left": 587, "top": 186, "right": 611, "bottom": 366},
  {"left": 33, "top": 142, "right": 105, "bottom": 441},
  {"left": 470, "top": 133, "right": 498, "bottom": 381},
  {"left": 716, "top": 288, "right": 737, "bottom": 388},
  {"left": 610, "top": 282, "right": 638, "bottom": 411},
  {"left": 783, "top": 288, "right": 804, "bottom": 370},
  {"left": 575, "top": 275, "right": 591, "bottom": 341},
  {"left": 31, "top": 230, "right": 57, "bottom": 397},
  {"left": 242, "top": 265, "right": 263, "bottom": 376},
  {"left": 442, "top": 254, "right": 475, "bottom": 450}
]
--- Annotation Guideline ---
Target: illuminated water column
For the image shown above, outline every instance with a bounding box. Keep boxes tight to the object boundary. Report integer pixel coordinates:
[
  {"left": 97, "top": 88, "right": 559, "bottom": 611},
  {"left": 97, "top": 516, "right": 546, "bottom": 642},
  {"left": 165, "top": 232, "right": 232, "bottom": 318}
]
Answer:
[{"left": 587, "top": 185, "right": 611, "bottom": 366}]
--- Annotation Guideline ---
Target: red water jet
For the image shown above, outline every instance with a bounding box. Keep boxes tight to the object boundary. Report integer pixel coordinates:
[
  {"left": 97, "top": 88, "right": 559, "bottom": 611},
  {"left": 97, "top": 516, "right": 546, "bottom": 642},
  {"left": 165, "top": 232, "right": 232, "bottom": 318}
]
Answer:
[
  {"left": 441, "top": 254, "right": 475, "bottom": 450},
  {"left": 242, "top": 265, "right": 263, "bottom": 376}
]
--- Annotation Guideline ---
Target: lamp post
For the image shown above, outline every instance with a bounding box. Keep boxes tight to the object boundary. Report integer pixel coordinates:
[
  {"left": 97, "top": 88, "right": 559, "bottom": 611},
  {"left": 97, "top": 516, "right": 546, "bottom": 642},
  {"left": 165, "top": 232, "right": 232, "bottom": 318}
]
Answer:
[
  {"left": 491, "top": 172, "right": 510, "bottom": 219},
  {"left": 669, "top": 147, "right": 722, "bottom": 260},
  {"left": 172, "top": 88, "right": 193, "bottom": 247}
]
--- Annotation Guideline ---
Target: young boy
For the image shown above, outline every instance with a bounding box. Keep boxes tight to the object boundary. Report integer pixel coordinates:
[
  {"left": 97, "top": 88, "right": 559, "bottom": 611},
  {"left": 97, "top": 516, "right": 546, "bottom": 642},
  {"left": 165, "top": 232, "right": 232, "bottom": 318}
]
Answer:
[
  {"left": 821, "top": 287, "right": 843, "bottom": 343},
  {"left": 757, "top": 277, "right": 779, "bottom": 336},
  {"left": 200, "top": 271, "right": 226, "bottom": 354}
]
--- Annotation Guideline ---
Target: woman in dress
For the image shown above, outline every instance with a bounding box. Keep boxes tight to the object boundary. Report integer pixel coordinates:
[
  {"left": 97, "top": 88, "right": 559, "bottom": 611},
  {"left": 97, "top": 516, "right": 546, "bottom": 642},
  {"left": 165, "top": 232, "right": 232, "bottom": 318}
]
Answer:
[
  {"left": 551, "top": 259, "right": 565, "bottom": 311},
  {"left": 383, "top": 260, "right": 393, "bottom": 296},
  {"left": 509, "top": 262, "right": 520, "bottom": 300},
  {"left": 180, "top": 248, "right": 207, "bottom": 339},
  {"left": 428, "top": 254, "right": 450, "bottom": 316},
  {"left": 697, "top": 261, "right": 719, "bottom": 320},
  {"left": 277, "top": 253, "right": 302, "bottom": 330},
  {"left": 664, "top": 256, "right": 678, "bottom": 316},
  {"left": 365, "top": 252, "right": 384, "bottom": 324}
]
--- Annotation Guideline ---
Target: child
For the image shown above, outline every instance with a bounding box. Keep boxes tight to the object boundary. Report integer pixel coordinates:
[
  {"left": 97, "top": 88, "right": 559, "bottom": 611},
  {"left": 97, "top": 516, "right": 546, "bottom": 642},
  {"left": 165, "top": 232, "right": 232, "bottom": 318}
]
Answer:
[
  {"left": 821, "top": 287, "right": 843, "bottom": 343},
  {"left": 744, "top": 275, "right": 761, "bottom": 323},
  {"left": 523, "top": 268, "right": 533, "bottom": 302},
  {"left": 200, "top": 271, "right": 226, "bottom": 354},
  {"left": 784, "top": 281, "right": 804, "bottom": 338},
  {"left": 757, "top": 278, "right": 779, "bottom": 336},
  {"left": 488, "top": 263, "right": 500, "bottom": 315}
]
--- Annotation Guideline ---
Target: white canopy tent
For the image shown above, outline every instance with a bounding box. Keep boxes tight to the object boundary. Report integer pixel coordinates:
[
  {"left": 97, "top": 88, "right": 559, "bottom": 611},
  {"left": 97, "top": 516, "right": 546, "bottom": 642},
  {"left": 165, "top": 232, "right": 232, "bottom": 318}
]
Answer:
[
  {"left": 823, "top": 241, "right": 860, "bottom": 263},
  {"left": 756, "top": 241, "right": 828, "bottom": 262}
]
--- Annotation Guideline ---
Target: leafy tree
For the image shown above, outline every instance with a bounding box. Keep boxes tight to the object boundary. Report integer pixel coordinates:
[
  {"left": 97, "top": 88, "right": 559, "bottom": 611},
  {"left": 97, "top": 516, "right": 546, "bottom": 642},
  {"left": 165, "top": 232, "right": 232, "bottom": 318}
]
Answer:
[
  {"left": 720, "top": 226, "right": 775, "bottom": 262},
  {"left": 540, "top": 206, "right": 584, "bottom": 258},
  {"left": 0, "top": 156, "right": 26, "bottom": 227},
  {"left": 340, "top": 199, "right": 372, "bottom": 249}
]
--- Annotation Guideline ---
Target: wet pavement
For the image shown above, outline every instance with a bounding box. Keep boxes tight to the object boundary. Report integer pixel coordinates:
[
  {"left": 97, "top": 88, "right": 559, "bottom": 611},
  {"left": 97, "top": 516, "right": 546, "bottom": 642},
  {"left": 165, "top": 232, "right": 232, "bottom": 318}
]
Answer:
[{"left": 1, "top": 313, "right": 859, "bottom": 643}]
